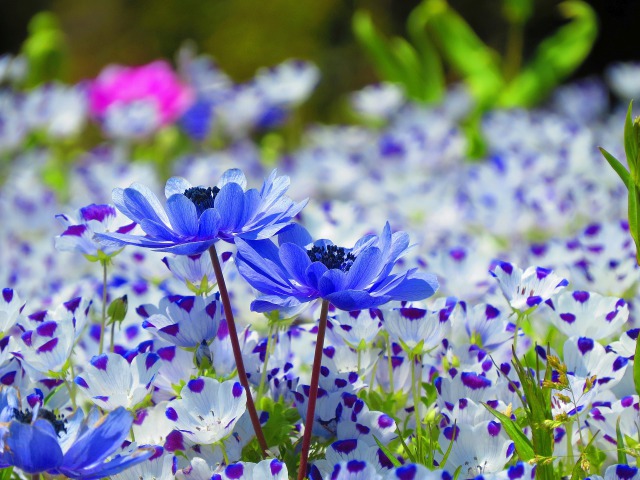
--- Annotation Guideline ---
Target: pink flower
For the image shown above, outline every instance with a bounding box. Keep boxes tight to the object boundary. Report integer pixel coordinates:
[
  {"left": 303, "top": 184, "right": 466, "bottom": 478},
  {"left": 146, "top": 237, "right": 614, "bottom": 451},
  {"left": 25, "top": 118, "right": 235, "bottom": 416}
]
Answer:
[{"left": 88, "top": 60, "right": 193, "bottom": 127}]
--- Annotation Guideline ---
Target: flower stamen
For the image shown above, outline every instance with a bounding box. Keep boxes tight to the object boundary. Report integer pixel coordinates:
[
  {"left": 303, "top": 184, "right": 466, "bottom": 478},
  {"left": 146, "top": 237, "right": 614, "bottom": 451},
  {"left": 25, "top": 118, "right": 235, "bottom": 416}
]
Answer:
[
  {"left": 184, "top": 186, "right": 220, "bottom": 215},
  {"left": 306, "top": 245, "right": 356, "bottom": 271}
]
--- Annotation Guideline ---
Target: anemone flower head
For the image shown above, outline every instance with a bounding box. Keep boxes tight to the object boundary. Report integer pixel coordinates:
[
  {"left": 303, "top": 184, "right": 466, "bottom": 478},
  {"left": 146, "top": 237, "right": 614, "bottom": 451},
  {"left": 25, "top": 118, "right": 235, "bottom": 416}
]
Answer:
[
  {"left": 0, "top": 386, "right": 152, "bottom": 478},
  {"left": 96, "top": 169, "right": 307, "bottom": 255},
  {"left": 235, "top": 223, "right": 438, "bottom": 314}
]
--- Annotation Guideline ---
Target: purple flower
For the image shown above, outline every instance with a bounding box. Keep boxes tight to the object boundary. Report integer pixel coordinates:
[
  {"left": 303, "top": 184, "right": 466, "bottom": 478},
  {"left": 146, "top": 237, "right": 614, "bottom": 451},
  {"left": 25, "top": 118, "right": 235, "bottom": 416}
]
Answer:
[
  {"left": 235, "top": 223, "right": 438, "bottom": 313},
  {"left": 96, "top": 169, "right": 307, "bottom": 255}
]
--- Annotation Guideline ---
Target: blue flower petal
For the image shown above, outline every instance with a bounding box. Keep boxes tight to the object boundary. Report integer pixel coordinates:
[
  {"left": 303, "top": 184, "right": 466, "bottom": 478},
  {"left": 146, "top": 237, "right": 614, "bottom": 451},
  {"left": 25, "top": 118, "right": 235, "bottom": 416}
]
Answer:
[
  {"left": 215, "top": 182, "right": 245, "bottom": 232},
  {"left": 278, "top": 224, "right": 313, "bottom": 248},
  {"left": 3, "top": 419, "right": 63, "bottom": 473},
  {"left": 60, "top": 446, "right": 153, "bottom": 479},
  {"left": 345, "top": 247, "right": 383, "bottom": 290},
  {"left": 165, "top": 177, "right": 192, "bottom": 199},
  {"left": 166, "top": 194, "right": 198, "bottom": 237},
  {"left": 319, "top": 269, "right": 348, "bottom": 297},
  {"left": 122, "top": 185, "right": 169, "bottom": 225},
  {"left": 305, "top": 262, "right": 329, "bottom": 290},
  {"left": 61, "top": 407, "right": 132, "bottom": 472},
  {"left": 325, "top": 290, "right": 389, "bottom": 311},
  {"left": 217, "top": 168, "right": 247, "bottom": 190},
  {"left": 279, "top": 243, "right": 312, "bottom": 285},
  {"left": 197, "top": 208, "right": 221, "bottom": 239}
]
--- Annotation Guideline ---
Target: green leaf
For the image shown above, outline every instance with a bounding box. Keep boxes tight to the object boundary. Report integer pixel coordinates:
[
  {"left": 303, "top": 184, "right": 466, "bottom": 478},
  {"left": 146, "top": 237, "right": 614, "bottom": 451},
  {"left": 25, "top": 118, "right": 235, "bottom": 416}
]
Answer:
[
  {"left": 406, "top": 0, "right": 445, "bottom": 103},
  {"left": 352, "top": 11, "right": 407, "bottom": 87},
  {"left": 617, "top": 417, "right": 628, "bottom": 465},
  {"left": 373, "top": 435, "right": 402, "bottom": 467},
  {"left": 599, "top": 147, "right": 631, "bottom": 187},
  {"left": 426, "top": 0, "right": 504, "bottom": 108},
  {"left": 502, "top": 0, "right": 534, "bottom": 24},
  {"left": 570, "top": 432, "right": 599, "bottom": 480},
  {"left": 500, "top": 1, "right": 597, "bottom": 107},
  {"left": 440, "top": 421, "right": 458, "bottom": 468},
  {"left": 624, "top": 101, "right": 638, "bottom": 184},
  {"left": 483, "top": 403, "right": 535, "bottom": 461},
  {"left": 634, "top": 330, "right": 640, "bottom": 398},
  {"left": 627, "top": 178, "right": 640, "bottom": 264},
  {"left": 0, "top": 467, "right": 13, "bottom": 480}
]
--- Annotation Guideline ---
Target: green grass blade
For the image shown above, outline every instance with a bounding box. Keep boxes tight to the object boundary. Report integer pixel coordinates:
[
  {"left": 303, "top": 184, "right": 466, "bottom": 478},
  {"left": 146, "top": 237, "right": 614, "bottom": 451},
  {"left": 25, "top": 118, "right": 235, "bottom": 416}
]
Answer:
[
  {"left": 599, "top": 147, "right": 631, "bottom": 187},
  {"left": 483, "top": 403, "right": 535, "bottom": 461},
  {"left": 617, "top": 417, "right": 628, "bottom": 465}
]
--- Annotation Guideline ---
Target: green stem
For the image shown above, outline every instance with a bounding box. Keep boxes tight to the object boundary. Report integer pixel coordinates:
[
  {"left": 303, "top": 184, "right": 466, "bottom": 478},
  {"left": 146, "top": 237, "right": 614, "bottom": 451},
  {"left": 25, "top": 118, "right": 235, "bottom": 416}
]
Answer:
[
  {"left": 504, "top": 19, "right": 524, "bottom": 81},
  {"left": 208, "top": 245, "right": 268, "bottom": 456},
  {"left": 98, "top": 261, "right": 108, "bottom": 355},
  {"left": 410, "top": 353, "right": 423, "bottom": 460},
  {"left": 110, "top": 320, "right": 116, "bottom": 353},
  {"left": 297, "top": 299, "right": 330, "bottom": 480},
  {"left": 566, "top": 420, "right": 574, "bottom": 473}
]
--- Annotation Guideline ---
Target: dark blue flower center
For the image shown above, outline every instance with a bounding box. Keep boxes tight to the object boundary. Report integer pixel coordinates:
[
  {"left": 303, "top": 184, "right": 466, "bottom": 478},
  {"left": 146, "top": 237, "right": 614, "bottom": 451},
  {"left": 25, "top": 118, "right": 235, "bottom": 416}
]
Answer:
[
  {"left": 184, "top": 186, "right": 220, "bottom": 215},
  {"left": 307, "top": 245, "right": 356, "bottom": 271},
  {"left": 13, "top": 407, "right": 67, "bottom": 436}
]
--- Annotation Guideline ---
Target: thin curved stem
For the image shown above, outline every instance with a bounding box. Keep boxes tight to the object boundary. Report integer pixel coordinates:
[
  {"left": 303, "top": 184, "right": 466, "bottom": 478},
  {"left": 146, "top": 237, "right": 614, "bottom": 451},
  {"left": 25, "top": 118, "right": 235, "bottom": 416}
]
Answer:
[
  {"left": 297, "top": 299, "right": 330, "bottom": 480},
  {"left": 208, "top": 244, "right": 268, "bottom": 456}
]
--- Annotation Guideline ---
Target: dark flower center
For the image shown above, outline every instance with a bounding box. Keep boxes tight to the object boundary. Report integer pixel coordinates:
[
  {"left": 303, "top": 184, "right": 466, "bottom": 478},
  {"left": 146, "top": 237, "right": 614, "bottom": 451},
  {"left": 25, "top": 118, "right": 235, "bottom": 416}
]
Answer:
[
  {"left": 307, "top": 245, "right": 356, "bottom": 271},
  {"left": 13, "top": 407, "right": 68, "bottom": 436},
  {"left": 184, "top": 186, "right": 220, "bottom": 215}
]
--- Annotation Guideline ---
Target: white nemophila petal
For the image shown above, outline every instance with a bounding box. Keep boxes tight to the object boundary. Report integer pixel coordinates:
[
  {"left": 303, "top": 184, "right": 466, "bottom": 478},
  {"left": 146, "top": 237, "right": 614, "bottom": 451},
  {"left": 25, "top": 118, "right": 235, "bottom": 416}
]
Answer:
[
  {"left": 143, "top": 294, "right": 221, "bottom": 347},
  {"left": 459, "top": 302, "right": 514, "bottom": 351},
  {"left": 111, "top": 445, "right": 177, "bottom": 480},
  {"left": 468, "top": 461, "right": 535, "bottom": 479},
  {"left": 563, "top": 336, "right": 628, "bottom": 390},
  {"left": 75, "top": 351, "right": 160, "bottom": 410},
  {"left": 211, "top": 459, "right": 288, "bottom": 480},
  {"left": 384, "top": 465, "right": 452, "bottom": 480},
  {"left": 314, "top": 439, "right": 392, "bottom": 477},
  {"left": 337, "top": 395, "right": 397, "bottom": 446},
  {"left": 550, "top": 374, "right": 598, "bottom": 417},
  {"left": 546, "top": 290, "right": 628, "bottom": 340},
  {"left": 384, "top": 302, "right": 454, "bottom": 354},
  {"left": 328, "top": 460, "right": 384, "bottom": 480},
  {"left": 438, "top": 421, "right": 513, "bottom": 476},
  {"left": 17, "top": 316, "right": 75, "bottom": 375},
  {"left": 588, "top": 395, "right": 639, "bottom": 445},
  {"left": 165, "top": 377, "right": 247, "bottom": 444},
  {"left": 0, "top": 288, "right": 24, "bottom": 331},
  {"left": 329, "top": 309, "right": 383, "bottom": 347},
  {"left": 490, "top": 262, "right": 568, "bottom": 311}
]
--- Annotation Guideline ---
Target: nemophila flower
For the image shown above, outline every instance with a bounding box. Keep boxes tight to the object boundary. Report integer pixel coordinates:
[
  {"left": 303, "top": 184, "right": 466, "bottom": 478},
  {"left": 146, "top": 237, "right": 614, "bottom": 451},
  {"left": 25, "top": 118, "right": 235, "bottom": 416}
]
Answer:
[
  {"left": 15, "top": 297, "right": 92, "bottom": 375},
  {"left": 326, "top": 460, "right": 384, "bottom": 480},
  {"left": 471, "top": 461, "right": 535, "bottom": 479},
  {"left": 385, "top": 465, "right": 453, "bottom": 480},
  {"left": 89, "top": 60, "right": 193, "bottom": 133},
  {"left": 311, "top": 439, "right": 393, "bottom": 478},
  {"left": 545, "top": 290, "right": 628, "bottom": 340},
  {"left": 111, "top": 446, "right": 177, "bottom": 480},
  {"left": 0, "top": 387, "right": 151, "bottom": 477},
  {"left": 586, "top": 464, "right": 640, "bottom": 480},
  {"left": 97, "top": 168, "right": 306, "bottom": 255},
  {"left": 139, "top": 294, "right": 221, "bottom": 348},
  {"left": 489, "top": 262, "right": 568, "bottom": 311},
  {"left": 236, "top": 223, "right": 438, "bottom": 313},
  {"left": 562, "top": 336, "right": 628, "bottom": 389},
  {"left": 328, "top": 309, "right": 383, "bottom": 348},
  {"left": 212, "top": 459, "right": 288, "bottom": 480},
  {"left": 0, "top": 287, "right": 24, "bottom": 332},
  {"left": 438, "top": 421, "right": 514, "bottom": 477},
  {"left": 162, "top": 251, "right": 231, "bottom": 294},
  {"left": 255, "top": 59, "right": 320, "bottom": 108},
  {"left": 606, "top": 62, "right": 640, "bottom": 100},
  {"left": 384, "top": 301, "right": 454, "bottom": 355},
  {"left": 74, "top": 351, "right": 160, "bottom": 410},
  {"left": 337, "top": 394, "right": 397, "bottom": 446},
  {"left": 350, "top": 83, "right": 405, "bottom": 121},
  {"left": 165, "top": 377, "right": 246, "bottom": 444},
  {"left": 55, "top": 203, "right": 136, "bottom": 260},
  {"left": 588, "top": 396, "right": 640, "bottom": 447}
]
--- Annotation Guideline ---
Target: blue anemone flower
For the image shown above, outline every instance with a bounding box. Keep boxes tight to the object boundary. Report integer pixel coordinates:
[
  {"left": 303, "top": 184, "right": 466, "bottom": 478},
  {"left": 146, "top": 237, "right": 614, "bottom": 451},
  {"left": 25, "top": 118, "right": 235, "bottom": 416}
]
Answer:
[
  {"left": 96, "top": 169, "right": 307, "bottom": 255},
  {"left": 0, "top": 388, "right": 151, "bottom": 478},
  {"left": 235, "top": 223, "right": 438, "bottom": 312}
]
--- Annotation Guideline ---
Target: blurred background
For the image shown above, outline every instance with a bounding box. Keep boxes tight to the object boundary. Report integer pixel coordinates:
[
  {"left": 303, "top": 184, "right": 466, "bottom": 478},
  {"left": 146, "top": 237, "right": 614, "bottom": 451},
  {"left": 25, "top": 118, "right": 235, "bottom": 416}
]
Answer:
[{"left": 2, "top": 0, "right": 639, "bottom": 122}]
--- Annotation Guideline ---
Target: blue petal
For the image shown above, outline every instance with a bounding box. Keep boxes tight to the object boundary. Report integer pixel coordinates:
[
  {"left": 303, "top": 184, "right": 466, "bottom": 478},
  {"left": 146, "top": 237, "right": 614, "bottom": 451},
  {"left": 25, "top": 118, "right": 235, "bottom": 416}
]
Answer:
[
  {"left": 122, "top": 185, "right": 169, "bottom": 225},
  {"left": 59, "top": 447, "right": 153, "bottom": 479},
  {"left": 61, "top": 407, "right": 132, "bottom": 471},
  {"left": 215, "top": 182, "right": 245, "bottom": 232},
  {"left": 217, "top": 168, "right": 247, "bottom": 190},
  {"left": 165, "top": 194, "right": 198, "bottom": 237},
  {"left": 165, "top": 177, "right": 192, "bottom": 199},
  {"left": 235, "top": 239, "right": 292, "bottom": 293},
  {"left": 279, "top": 243, "right": 312, "bottom": 286},
  {"left": 278, "top": 224, "right": 313, "bottom": 248},
  {"left": 251, "top": 295, "right": 308, "bottom": 313},
  {"left": 318, "top": 270, "right": 347, "bottom": 297},
  {"left": 155, "top": 240, "right": 217, "bottom": 255},
  {"left": 325, "top": 290, "right": 389, "bottom": 311},
  {"left": 380, "top": 271, "right": 439, "bottom": 301},
  {"left": 139, "top": 218, "right": 180, "bottom": 240},
  {"left": 3, "top": 420, "right": 63, "bottom": 473},
  {"left": 345, "top": 247, "right": 383, "bottom": 290},
  {"left": 305, "top": 262, "right": 328, "bottom": 290},
  {"left": 197, "top": 208, "right": 221, "bottom": 239}
]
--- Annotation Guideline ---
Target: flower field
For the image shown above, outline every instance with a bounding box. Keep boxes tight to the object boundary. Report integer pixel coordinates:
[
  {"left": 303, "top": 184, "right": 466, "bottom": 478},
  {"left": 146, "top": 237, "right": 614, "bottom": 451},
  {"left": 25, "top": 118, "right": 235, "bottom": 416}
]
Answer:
[{"left": 2, "top": 3, "right": 640, "bottom": 479}]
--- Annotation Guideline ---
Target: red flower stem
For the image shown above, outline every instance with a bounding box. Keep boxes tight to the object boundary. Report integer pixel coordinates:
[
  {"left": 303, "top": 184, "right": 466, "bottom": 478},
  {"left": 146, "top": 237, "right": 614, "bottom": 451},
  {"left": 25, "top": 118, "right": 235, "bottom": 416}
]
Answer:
[
  {"left": 208, "top": 244, "right": 268, "bottom": 457},
  {"left": 297, "top": 299, "right": 330, "bottom": 480}
]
